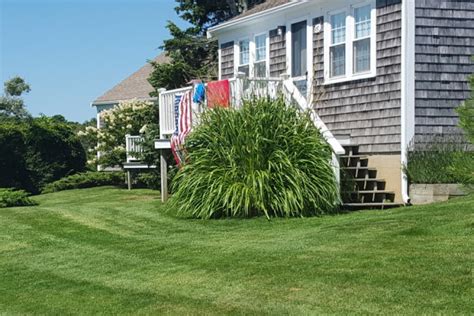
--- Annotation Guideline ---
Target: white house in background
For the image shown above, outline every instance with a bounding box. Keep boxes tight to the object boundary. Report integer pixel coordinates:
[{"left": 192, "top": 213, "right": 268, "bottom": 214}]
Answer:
[
  {"left": 91, "top": 53, "right": 169, "bottom": 126},
  {"left": 91, "top": 53, "right": 169, "bottom": 172}
]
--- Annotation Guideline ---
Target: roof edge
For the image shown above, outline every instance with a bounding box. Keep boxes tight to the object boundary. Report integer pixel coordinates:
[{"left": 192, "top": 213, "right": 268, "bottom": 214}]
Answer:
[
  {"left": 91, "top": 96, "right": 158, "bottom": 107},
  {"left": 207, "top": 1, "right": 304, "bottom": 38}
]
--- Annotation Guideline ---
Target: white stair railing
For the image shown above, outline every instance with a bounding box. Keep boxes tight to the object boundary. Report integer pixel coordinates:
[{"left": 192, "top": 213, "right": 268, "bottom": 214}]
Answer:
[{"left": 125, "top": 135, "right": 144, "bottom": 162}]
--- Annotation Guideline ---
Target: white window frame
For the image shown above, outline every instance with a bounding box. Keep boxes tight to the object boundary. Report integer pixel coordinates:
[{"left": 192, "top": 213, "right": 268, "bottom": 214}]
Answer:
[
  {"left": 237, "top": 37, "right": 250, "bottom": 68},
  {"left": 323, "top": 0, "right": 376, "bottom": 84},
  {"left": 253, "top": 32, "right": 269, "bottom": 78}
]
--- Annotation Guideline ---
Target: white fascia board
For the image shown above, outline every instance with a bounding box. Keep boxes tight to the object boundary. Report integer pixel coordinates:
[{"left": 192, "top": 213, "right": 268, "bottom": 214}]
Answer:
[
  {"left": 400, "top": 0, "right": 416, "bottom": 204},
  {"left": 207, "top": 1, "right": 306, "bottom": 39}
]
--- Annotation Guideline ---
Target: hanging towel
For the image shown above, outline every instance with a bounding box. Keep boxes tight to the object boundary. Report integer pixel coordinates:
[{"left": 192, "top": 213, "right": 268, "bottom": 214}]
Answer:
[
  {"left": 171, "top": 90, "right": 193, "bottom": 166},
  {"left": 207, "top": 79, "right": 230, "bottom": 108},
  {"left": 193, "top": 83, "right": 206, "bottom": 103}
]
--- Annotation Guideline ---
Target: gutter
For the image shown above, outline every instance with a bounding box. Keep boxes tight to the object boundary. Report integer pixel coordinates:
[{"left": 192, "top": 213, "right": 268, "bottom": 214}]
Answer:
[
  {"left": 90, "top": 97, "right": 158, "bottom": 107},
  {"left": 400, "top": 0, "right": 415, "bottom": 204},
  {"left": 207, "top": 1, "right": 305, "bottom": 38}
]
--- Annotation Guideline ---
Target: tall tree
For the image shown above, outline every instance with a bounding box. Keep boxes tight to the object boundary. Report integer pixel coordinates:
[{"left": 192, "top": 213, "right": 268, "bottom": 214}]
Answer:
[
  {"left": 0, "top": 77, "right": 31, "bottom": 118},
  {"left": 148, "top": 0, "right": 264, "bottom": 91}
]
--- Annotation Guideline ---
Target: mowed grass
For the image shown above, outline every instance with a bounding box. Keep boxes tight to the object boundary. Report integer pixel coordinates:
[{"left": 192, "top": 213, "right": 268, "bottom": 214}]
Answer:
[{"left": 0, "top": 187, "right": 472, "bottom": 315}]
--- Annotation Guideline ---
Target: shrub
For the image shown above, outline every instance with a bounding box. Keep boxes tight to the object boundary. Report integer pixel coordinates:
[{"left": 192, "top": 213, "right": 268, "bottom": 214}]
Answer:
[
  {"left": 170, "top": 97, "right": 339, "bottom": 219},
  {"left": 0, "top": 188, "right": 37, "bottom": 208},
  {"left": 405, "top": 137, "right": 474, "bottom": 186},
  {"left": 0, "top": 116, "right": 87, "bottom": 193},
  {"left": 79, "top": 99, "right": 159, "bottom": 168},
  {"left": 42, "top": 172, "right": 124, "bottom": 193}
]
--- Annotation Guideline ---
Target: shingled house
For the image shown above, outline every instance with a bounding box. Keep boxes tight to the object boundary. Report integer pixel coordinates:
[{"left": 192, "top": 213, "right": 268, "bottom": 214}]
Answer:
[{"left": 197, "top": 0, "right": 473, "bottom": 205}]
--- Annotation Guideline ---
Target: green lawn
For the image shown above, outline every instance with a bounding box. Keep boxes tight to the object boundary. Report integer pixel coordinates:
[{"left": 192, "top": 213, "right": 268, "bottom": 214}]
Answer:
[{"left": 0, "top": 187, "right": 472, "bottom": 315}]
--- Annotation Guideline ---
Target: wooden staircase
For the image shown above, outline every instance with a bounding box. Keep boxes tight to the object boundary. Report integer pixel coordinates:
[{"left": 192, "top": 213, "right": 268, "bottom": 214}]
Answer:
[{"left": 340, "top": 146, "right": 403, "bottom": 210}]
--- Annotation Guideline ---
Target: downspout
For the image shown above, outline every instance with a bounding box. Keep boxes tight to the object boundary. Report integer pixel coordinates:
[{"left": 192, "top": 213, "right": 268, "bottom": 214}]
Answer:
[{"left": 400, "top": 0, "right": 415, "bottom": 204}]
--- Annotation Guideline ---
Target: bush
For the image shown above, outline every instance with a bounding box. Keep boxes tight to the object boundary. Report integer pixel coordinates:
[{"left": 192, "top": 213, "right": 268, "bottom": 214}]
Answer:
[
  {"left": 405, "top": 137, "right": 474, "bottom": 186},
  {"left": 42, "top": 172, "right": 124, "bottom": 193},
  {"left": 0, "top": 116, "right": 87, "bottom": 193},
  {"left": 170, "top": 97, "right": 339, "bottom": 219},
  {"left": 0, "top": 188, "right": 37, "bottom": 208}
]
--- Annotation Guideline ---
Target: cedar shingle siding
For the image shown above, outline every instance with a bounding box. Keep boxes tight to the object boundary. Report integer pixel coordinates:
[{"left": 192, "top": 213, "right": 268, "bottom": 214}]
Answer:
[
  {"left": 269, "top": 27, "right": 287, "bottom": 77},
  {"left": 414, "top": 0, "right": 474, "bottom": 141},
  {"left": 221, "top": 41, "right": 235, "bottom": 79},
  {"left": 314, "top": 1, "right": 402, "bottom": 153}
]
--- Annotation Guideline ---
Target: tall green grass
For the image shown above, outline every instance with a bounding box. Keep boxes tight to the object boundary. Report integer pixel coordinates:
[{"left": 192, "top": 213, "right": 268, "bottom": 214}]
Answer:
[
  {"left": 170, "top": 97, "right": 339, "bottom": 219},
  {"left": 405, "top": 136, "right": 474, "bottom": 186}
]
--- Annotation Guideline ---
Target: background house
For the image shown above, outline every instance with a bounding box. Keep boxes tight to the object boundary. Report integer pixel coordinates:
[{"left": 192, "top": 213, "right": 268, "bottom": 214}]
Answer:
[{"left": 92, "top": 53, "right": 169, "bottom": 126}]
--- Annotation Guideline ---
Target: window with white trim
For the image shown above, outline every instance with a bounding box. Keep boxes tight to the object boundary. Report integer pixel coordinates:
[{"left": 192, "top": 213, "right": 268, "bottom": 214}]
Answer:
[
  {"left": 353, "top": 4, "right": 371, "bottom": 73},
  {"left": 238, "top": 39, "right": 250, "bottom": 76},
  {"left": 330, "top": 12, "right": 346, "bottom": 77},
  {"left": 325, "top": 1, "right": 376, "bottom": 83},
  {"left": 254, "top": 34, "right": 267, "bottom": 77}
]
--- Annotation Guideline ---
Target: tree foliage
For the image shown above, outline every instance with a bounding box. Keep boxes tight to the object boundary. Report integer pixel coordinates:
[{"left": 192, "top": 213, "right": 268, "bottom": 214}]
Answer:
[
  {"left": 0, "top": 77, "right": 31, "bottom": 118},
  {"left": 80, "top": 99, "right": 160, "bottom": 168},
  {"left": 148, "top": 0, "right": 264, "bottom": 91},
  {"left": 0, "top": 117, "right": 87, "bottom": 193}
]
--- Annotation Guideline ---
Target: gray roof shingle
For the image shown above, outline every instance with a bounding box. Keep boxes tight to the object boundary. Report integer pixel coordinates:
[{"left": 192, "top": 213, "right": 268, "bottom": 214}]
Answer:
[{"left": 93, "top": 53, "right": 170, "bottom": 105}]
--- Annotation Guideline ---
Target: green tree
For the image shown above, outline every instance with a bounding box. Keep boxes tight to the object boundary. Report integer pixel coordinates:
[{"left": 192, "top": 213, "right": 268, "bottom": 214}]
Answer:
[
  {"left": 456, "top": 74, "right": 474, "bottom": 144},
  {"left": 0, "top": 116, "right": 87, "bottom": 193},
  {"left": 0, "top": 77, "right": 31, "bottom": 118},
  {"left": 148, "top": 0, "right": 264, "bottom": 91}
]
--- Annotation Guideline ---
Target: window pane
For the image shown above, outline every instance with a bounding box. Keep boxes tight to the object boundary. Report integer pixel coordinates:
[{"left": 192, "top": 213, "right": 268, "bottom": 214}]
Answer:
[
  {"left": 239, "top": 40, "right": 249, "bottom": 65},
  {"left": 291, "top": 20, "right": 307, "bottom": 77},
  {"left": 330, "top": 44, "right": 345, "bottom": 77},
  {"left": 238, "top": 65, "right": 249, "bottom": 77},
  {"left": 354, "top": 38, "right": 370, "bottom": 73},
  {"left": 255, "top": 34, "right": 266, "bottom": 62},
  {"left": 355, "top": 5, "right": 371, "bottom": 39},
  {"left": 254, "top": 61, "right": 266, "bottom": 77},
  {"left": 331, "top": 13, "right": 346, "bottom": 44}
]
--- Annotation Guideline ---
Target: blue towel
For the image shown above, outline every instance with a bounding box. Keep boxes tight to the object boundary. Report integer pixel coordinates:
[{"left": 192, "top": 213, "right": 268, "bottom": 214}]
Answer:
[{"left": 193, "top": 83, "right": 206, "bottom": 103}]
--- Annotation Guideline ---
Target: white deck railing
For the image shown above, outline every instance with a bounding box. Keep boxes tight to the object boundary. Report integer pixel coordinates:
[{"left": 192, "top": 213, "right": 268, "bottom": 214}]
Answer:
[
  {"left": 125, "top": 134, "right": 143, "bottom": 162},
  {"left": 158, "top": 76, "right": 344, "bottom": 154}
]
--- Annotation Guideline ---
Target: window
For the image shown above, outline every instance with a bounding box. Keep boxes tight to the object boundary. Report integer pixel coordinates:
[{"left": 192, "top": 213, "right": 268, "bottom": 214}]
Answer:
[
  {"left": 254, "top": 34, "right": 267, "bottom": 77},
  {"left": 330, "top": 12, "right": 346, "bottom": 77},
  {"left": 325, "top": 1, "right": 375, "bottom": 83},
  {"left": 291, "top": 20, "right": 307, "bottom": 77},
  {"left": 238, "top": 39, "right": 250, "bottom": 76},
  {"left": 353, "top": 4, "right": 371, "bottom": 73}
]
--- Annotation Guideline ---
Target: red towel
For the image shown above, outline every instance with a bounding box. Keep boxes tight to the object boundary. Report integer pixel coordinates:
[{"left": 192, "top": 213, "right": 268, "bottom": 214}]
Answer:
[{"left": 207, "top": 79, "right": 230, "bottom": 108}]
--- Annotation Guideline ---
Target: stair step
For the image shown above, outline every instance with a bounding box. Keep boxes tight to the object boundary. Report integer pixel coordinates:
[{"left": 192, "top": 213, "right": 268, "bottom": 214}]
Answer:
[
  {"left": 343, "top": 178, "right": 385, "bottom": 182},
  {"left": 342, "top": 167, "right": 377, "bottom": 179},
  {"left": 343, "top": 202, "right": 404, "bottom": 210},
  {"left": 348, "top": 190, "right": 394, "bottom": 194},
  {"left": 340, "top": 155, "right": 369, "bottom": 159}
]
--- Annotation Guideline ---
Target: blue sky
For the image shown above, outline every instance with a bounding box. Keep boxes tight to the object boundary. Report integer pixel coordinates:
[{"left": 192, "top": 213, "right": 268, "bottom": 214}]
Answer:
[{"left": 0, "top": 0, "right": 188, "bottom": 122}]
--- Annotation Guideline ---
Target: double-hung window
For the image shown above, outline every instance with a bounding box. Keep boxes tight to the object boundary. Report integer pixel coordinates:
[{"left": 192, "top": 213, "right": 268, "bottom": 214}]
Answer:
[
  {"left": 325, "top": 1, "right": 375, "bottom": 83},
  {"left": 353, "top": 4, "right": 371, "bottom": 73},
  {"left": 238, "top": 39, "right": 250, "bottom": 77},
  {"left": 329, "top": 12, "right": 346, "bottom": 78},
  {"left": 254, "top": 34, "right": 267, "bottom": 77}
]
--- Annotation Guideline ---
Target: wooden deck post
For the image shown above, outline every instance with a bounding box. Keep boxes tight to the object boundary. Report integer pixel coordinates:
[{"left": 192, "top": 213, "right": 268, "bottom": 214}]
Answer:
[
  {"left": 127, "top": 170, "right": 132, "bottom": 190},
  {"left": 160, "top": 150, "right": 168, "bottom": 202}
]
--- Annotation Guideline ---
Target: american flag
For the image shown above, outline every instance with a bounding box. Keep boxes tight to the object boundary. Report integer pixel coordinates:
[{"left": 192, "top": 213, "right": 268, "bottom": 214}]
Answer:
[{"left": 171, "top": 90, "right": 193, "bottom": 166}]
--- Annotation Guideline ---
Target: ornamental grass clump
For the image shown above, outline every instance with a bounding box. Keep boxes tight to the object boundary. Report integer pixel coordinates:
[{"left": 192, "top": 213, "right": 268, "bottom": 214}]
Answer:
[{"left": 170, "top": 97, "right": 340, "bottom": 219}]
